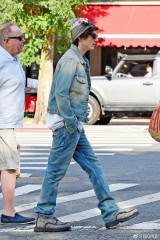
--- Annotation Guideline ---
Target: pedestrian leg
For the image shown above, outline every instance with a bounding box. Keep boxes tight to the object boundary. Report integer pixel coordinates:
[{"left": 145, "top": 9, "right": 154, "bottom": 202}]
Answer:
[
  {"left": 1, "top": 170, "right": 16, "bottom": 216},
  {"left": 73, "top": 129, "right": 119, "bottom": 223},
  {"left": 35, "top": 127, "right": 81, "bottom": 217}
]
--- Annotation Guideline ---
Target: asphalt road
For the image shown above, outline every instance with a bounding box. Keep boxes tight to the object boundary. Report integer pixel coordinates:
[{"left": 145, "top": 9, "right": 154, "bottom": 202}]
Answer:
[{"left": 0, "top": 119, "right": 160, "bottom": 240}]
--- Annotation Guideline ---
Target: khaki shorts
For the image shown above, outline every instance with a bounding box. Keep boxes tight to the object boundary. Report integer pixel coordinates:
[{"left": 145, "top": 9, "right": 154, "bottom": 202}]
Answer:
[{"left": 0, "top": 129, "right": 19, "bottom": 171}]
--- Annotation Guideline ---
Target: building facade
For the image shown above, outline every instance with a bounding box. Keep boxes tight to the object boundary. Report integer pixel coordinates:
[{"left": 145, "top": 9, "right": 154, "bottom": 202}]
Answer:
[{"left": 82, "top": 1, "right": 160, "bottom": 76}]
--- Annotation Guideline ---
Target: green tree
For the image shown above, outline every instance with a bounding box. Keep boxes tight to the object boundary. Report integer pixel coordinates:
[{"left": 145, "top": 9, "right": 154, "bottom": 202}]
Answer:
[{"left": 0, "top": 0, "right": 88, "bottom": 124}]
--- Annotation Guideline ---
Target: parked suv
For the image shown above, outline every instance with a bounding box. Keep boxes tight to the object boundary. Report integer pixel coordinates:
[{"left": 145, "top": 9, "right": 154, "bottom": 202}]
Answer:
[{"left": 88, "top": 52, "right": 160, "bottom": 124}]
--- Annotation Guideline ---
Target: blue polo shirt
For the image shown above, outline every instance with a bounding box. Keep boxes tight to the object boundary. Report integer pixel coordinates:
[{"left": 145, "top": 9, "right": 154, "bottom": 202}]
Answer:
[{"left": 0, "top": 46, "right": 25, "bottom": 128}]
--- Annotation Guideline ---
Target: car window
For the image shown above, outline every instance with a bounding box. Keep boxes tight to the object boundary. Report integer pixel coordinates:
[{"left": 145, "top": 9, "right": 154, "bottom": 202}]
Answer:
[{"left": 116, "top": 61, "right": 153, "bottom": 78}]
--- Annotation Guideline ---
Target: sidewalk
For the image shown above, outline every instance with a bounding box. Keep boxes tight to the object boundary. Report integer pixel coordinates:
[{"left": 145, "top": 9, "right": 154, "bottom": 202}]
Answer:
[
  {"left": 15, "top": 123, "right": 50, "bottom": 133},
  {"left": 14, "top": 118, "right": 150, "bottom": 133}
]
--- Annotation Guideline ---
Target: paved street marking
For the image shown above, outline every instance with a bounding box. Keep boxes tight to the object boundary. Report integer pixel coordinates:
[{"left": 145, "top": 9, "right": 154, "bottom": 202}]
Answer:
[
  {"left": 21, "top": 162, "right": 47, "bottom": 165},
  {"left": 121, "top": 219, "right": 160, "bottom": 230},
  {"left": 91, "top": 144, "right": 152, "bottom": 147},
  {"left": 19, "top": 173, "right": 32, "bottom": 178},
  {"left": 21, "top": 167, "right": 46, "bottom": 169},
  {"left": 1, "top": 221, "right": 160, "bottom": 232},
  {"left": 0, "top": 225, "right": 104, "bottom": 232},
  {"left": 20, "top": 143, "right": 135, "bottom": 151},
  {"left": 20, "top": 153, "right": 115, "bottom": 157},
  {"left": 0, "top": 184, "right": 41, "bottom": 199},
  {"left": 19, "top": 139, "right": 154, "bottom": 142},
  {"left": 16, "top": 129, "right": 154, "bottom": 155},
  {"left": 0, "top": 183, "right": 138, "bottom": 215},
  {"left": 96, "top": 153, "right": 115, "bottom": 156},
  {"left": 21, "top": 157, "right": 48, "bottom": 160},
  {"left": 94, "top": 148, "right": 133, "bottom": 151},
  {"left": 19, "top": 143, "right": 149, "bottom": 149},
  {"left": 20, "top": 153, "right": 49, "bottom": 156},
  {"left": 57, "top": 183, "right": 138, "bottom": 203},
  {"left": 20, "top": 162, "right": 75, "bottom": 165},
  {"left": 20, "top": 153, "right": 115, "bottom": 162},
  {"left": 17, "top": 138, "right": 153, "bottom": 142},
  {"left": 0, "top": 226, "right": 33, "bottom": 232},
  {"left": 20, "top": 163, "right": 76, "bottom": 169},
  {"left": 59, "top": 192, "right": 160, "bottom": 222},
  {"left": 118, "top": 192, "right": 160, "bottom": 208}
]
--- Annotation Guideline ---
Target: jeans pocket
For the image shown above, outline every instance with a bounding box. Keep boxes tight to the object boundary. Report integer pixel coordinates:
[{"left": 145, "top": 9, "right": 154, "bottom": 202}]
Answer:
[{"left": 52, "top": 128, "right": 65, "bottom": 148}]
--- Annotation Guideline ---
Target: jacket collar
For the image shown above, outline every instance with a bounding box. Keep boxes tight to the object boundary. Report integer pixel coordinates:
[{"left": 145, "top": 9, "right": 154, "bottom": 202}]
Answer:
[{"left": 70, "top": 44, "right": 86, "bottom": 65}]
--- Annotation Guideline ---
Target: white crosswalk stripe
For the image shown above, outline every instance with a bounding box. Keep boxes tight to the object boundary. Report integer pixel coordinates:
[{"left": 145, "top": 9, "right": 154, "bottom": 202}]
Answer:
[
  {"left": 0, "top": 183, "right": 139, "bottom": 226},
  {"left": 59, "top": 192, "right": 160, "bottom": 223},
  {"left": 8, "top": 183, "right": 139, "bottom": 214},
  {"left": 21, "top": 153, "right": 115, "bottom": 159},
  {"left": 121, "top": 219, "right": 160, "bottom": 230},
  {"left": 0, "top": 185, "right": 42, "bottom": 199},
  {"left": 20, "top": 145, "right": 133, "bottom": 151},
  {"left": 20, "top": 152, "right": 115, "bottom": 156},
  {"left": 20, "top": 173, "right": 32, "bottom": 178},
  {"left": 0, "top": 183, "right": 138, "bottom": 215}
]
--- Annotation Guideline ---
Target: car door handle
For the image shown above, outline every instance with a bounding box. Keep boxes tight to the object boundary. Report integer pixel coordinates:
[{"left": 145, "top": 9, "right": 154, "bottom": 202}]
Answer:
[{"left": 143, "top": 82, "right": 153, "bottom": 86}]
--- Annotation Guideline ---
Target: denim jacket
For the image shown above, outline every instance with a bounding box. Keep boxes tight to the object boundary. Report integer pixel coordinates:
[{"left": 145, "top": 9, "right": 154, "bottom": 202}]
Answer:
[{"left": 47, "top": 44, "right": 91, "bottom": 134}]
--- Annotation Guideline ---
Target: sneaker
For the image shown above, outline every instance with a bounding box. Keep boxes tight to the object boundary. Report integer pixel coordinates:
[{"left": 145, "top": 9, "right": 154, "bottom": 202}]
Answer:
[
  {"left": 34, "top": 215, "right": 71, "bottom": 232},
  {"left": 1, "top": 213, "right": 35, "bottom": 224},
  {"left": 105, "top": 207, "right": 139, "bottom": 228}
]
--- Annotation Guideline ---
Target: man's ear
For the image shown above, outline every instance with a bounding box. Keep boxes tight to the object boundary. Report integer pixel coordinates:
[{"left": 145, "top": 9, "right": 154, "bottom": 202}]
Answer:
[
  {"left": 78, "top": 37, "right": 83, "bottom": 42},
  {"left": 3, "top": 38, "right": 9, "bottom": 45}
]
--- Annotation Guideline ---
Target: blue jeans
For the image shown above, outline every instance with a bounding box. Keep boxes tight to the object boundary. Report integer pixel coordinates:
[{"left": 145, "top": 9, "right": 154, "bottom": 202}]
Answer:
[{"left": 35, "top": 127, "right": 119, "bottom": 223}]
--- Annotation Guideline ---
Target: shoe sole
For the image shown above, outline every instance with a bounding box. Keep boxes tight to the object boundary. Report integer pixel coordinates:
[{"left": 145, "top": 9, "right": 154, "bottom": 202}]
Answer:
[
  {"left": 34, "top": 226, "right": 71, "bottom": 232},
  {"left": 105, "top": 211, "right": 139, "bottom": 229}
]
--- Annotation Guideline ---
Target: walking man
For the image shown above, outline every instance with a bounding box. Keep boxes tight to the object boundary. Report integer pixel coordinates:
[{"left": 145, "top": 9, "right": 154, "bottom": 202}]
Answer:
[
  {"left": 34, "top": 18, "right": 138, "bottom": 232},
  {"left": 0, "top": 22, "right": 35, "bottom": 224}
]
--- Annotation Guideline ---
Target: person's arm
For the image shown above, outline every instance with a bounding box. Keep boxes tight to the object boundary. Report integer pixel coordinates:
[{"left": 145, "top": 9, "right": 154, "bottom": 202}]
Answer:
[{"left": 55, "top": 58, "right": 78, "bottom": 134}]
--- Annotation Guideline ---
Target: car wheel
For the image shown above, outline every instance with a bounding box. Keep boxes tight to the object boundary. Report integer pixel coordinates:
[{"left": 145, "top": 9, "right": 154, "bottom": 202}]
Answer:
[{"left": 87, "top": 95, "right": 101, "bottom": 125}]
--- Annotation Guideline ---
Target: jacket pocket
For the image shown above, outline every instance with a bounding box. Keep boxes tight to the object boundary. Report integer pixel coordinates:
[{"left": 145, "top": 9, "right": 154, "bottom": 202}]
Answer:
[
  {"left": 76, "top": 74, "right": 86, "bottom": 84},
  {"left": 71, "top": 74, "right": 87, "bottom": 94}
]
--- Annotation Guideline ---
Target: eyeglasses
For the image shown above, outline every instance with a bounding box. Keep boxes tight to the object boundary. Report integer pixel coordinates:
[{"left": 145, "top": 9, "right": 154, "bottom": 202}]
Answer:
[
  {"left": 90, "top": 33, "right": 98, "bottom": 40},
  {"left": 5, "top": 35, "right": 25, "bottom": 41}
]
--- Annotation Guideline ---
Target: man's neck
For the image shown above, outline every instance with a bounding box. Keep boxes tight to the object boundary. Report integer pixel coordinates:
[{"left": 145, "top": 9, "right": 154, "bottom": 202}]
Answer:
[
  {"left": 78, "top": 45, "right": 87, "bottom": 56},
  {"left": 2, "top": 45, "right": 16, "bottom": 59}
]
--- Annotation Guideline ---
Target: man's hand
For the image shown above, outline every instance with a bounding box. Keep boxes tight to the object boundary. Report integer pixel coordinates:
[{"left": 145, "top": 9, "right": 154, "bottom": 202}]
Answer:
[{"left": 25, "top": 87, "right": 33, "bottom": 93}]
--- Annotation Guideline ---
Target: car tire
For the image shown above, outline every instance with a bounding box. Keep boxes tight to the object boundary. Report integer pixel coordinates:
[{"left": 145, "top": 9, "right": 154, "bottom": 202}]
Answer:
[{"left": 87, "top": 95, "right": 101, "bottom": 125}]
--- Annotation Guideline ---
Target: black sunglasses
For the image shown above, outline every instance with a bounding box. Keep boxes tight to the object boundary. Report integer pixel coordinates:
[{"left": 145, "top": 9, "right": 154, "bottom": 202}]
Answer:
[
  {"left": 5, "top": 35, "right": 24, "bottom": 41},
  {"left": 90, "top": 33, "right": 98, "bottom": 40}
]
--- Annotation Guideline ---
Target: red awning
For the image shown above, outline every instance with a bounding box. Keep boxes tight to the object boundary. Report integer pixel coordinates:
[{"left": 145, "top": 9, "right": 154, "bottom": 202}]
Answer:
[{"left": 81, "top": 5, "right": 160, "bottom": 47}]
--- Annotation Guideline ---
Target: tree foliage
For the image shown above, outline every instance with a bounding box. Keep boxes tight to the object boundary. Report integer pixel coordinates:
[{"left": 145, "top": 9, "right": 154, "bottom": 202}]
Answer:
[
  {"left": 0, "top": 0, "right": 90, "bottom": 124},
  {"left": 0, "top": 0, "right": 88, "bottom": 66}
]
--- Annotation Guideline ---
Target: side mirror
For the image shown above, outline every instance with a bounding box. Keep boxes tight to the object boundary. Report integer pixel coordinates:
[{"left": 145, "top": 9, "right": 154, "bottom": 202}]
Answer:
[{"left": 105, "top": 66, "right": 113, "bottom": 77}]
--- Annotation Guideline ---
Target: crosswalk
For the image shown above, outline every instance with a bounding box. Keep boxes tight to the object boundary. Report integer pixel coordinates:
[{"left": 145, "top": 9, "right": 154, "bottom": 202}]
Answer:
[{"left": 0, "top": 124, "right": 160, "bottom": 233}]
